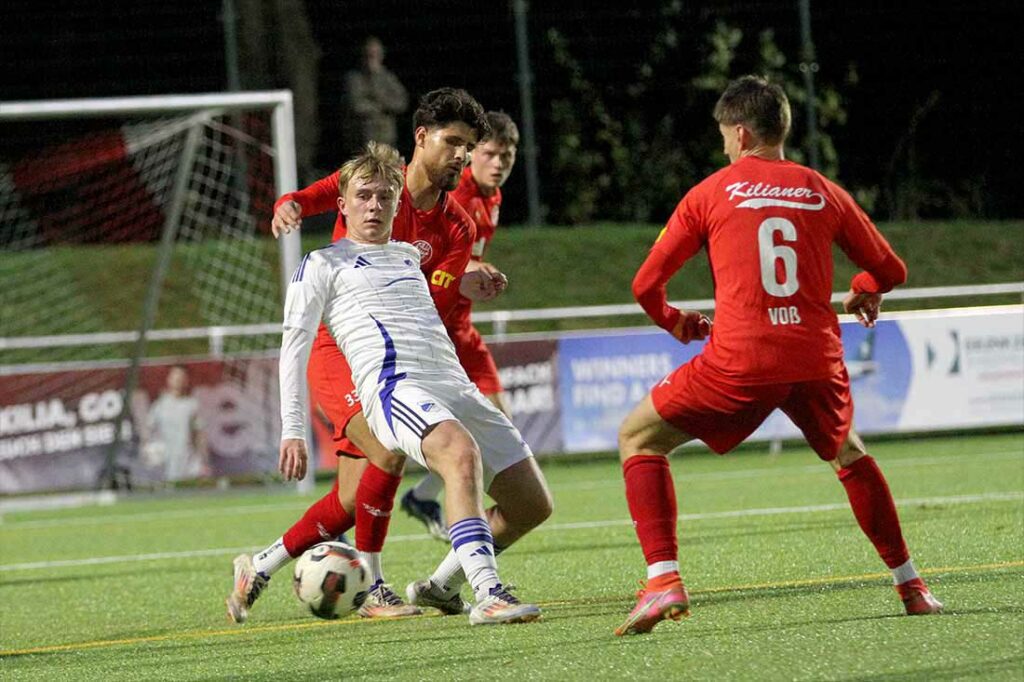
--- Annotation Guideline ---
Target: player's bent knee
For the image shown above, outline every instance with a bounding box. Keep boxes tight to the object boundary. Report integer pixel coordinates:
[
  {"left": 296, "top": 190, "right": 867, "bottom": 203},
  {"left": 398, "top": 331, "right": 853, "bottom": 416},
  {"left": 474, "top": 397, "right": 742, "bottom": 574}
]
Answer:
[{"left": 834, "top": 430, "right": 868, "bottom": 468}]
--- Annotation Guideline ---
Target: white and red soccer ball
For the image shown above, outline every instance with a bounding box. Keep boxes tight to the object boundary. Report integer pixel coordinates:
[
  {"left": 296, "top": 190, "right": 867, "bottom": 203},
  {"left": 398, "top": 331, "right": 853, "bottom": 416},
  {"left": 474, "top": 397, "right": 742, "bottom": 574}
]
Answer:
[{"left": 292, "top": 542, "right": 371, "bottom": 619}]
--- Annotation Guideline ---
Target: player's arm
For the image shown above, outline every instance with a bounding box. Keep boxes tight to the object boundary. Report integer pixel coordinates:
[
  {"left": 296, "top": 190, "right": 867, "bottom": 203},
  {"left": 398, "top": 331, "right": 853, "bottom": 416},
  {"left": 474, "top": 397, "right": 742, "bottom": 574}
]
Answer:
[
  {"left": 632, "top": 198, "right": 711, "bottom": 343},
  {"left": 278, "top": 253, "right": 329, "bottom": 480},
  {"left": 429, "top": 211, "right": 481, "bottom": 320},
  {"left": 272, "top": 171, "right": 343, "bottom": 237},
  {"left": 834, "top": 187, "right": 908, "bottom": 327},
  {"left": 463, "top": 260, "right": 509, "bottom": 298}
]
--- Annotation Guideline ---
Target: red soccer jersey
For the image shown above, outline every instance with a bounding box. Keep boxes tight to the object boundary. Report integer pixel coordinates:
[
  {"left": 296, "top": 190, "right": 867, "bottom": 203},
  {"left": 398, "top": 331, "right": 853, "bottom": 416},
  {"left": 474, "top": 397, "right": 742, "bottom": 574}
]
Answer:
[
  {"left": 447, "top": 166, "right": 504, "bottom": 330},
  {"left": 275, "top": 170, "right": 476, "bottom": 322},
  {"left": 450, "top": 166, "right": 502, "bottom": 259},
  {"left": 633, "top": 156, "right": 907, "bottom": 385}
]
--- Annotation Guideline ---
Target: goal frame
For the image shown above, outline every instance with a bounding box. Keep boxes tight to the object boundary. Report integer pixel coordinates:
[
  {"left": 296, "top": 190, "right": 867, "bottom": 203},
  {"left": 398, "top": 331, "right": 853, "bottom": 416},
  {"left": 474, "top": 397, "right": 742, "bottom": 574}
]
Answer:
[{"left": 0, "top": 91, "right": 306, "bottom": 491}]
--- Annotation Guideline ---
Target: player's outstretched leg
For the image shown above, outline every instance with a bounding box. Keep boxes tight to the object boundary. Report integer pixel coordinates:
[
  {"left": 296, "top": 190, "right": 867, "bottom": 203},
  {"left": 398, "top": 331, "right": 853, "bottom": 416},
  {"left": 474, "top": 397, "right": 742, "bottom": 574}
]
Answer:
[
  {"left": 614, "top": 396, "right": 693, "bottom": 635},
  {"left": 833, "top": 433, "right": 942, "bottom": 615},
  {"left": 226, "top": 476, "right": 355, "bottom": 623},
  {"left": 353, "top": 458, "right": 423, "bottom": 618},
  {"left": 401, "top": 473, "right": 448, "bottom": 541},
  {"left": 340, "top": 418, "right": 424, "bottom": 618},
  {"left": 421, "top": 421, "right": 540, "bottom": 625},
  {"left": 407, "top": 458, "right": 552, "bottom": 615}
]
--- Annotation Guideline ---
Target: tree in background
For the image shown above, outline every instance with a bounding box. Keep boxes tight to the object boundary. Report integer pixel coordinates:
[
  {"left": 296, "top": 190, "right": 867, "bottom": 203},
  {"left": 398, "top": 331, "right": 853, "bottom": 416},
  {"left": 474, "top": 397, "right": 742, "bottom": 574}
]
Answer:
[{"left": 545, "top": 9, "right": 851, "bottom": 225}]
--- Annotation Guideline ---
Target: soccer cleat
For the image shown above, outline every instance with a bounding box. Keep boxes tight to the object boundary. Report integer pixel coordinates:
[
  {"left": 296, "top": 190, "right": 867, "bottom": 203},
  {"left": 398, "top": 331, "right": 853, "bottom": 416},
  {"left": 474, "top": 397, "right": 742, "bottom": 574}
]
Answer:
[
  {"left": 896, "top": 577, "right": 944, "bottom": 615},
  {"left": 400, "top": 489, "right": 448, "bottom": 541},
  {"left": 406, "top": 578, "right": 471, "bottom": 615},
  {"left": 226, "top": 553, "right": 269, "bottom": 624},
  {"left": 469, "top": 584, "right": 542, "bottom": 625},
  {"left": 358, "top": 580, "right": 424, "bottom": 618},
  {"left": 614, "top": 576, "right": 691, "bottom": 636}
]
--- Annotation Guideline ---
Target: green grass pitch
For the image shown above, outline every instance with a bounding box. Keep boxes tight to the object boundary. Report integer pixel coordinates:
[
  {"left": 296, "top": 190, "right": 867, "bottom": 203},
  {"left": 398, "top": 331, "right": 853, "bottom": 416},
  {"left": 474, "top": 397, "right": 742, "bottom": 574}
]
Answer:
[{"left": 1, "top": 432, "right": 1022, "bottom": 680}]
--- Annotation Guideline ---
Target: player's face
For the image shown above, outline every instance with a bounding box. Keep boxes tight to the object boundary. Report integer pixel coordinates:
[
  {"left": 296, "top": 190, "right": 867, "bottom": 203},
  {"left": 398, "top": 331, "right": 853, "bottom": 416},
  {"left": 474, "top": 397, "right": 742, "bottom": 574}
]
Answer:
[
  {"left": 470, "top": 139, "right": 517, "bottom": 193},
  {"left": 719, "top": 123, "right": 742, "bottom": 163},
  {"left": 166, "top": 367, "right": 188, "bottom": 394},
  {"left": 415, "top": 122, "right": 478, "bottom": 191},
  {"left": 337, "top": 175, "right": 400, "bottom": 244}
]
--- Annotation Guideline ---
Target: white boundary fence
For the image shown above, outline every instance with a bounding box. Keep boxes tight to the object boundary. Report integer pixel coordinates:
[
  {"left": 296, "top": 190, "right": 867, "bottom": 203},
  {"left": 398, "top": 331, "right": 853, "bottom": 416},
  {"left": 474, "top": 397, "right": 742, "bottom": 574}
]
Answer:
[{"left": 2, "top": 283, "right": 1021, "bottom": 362}]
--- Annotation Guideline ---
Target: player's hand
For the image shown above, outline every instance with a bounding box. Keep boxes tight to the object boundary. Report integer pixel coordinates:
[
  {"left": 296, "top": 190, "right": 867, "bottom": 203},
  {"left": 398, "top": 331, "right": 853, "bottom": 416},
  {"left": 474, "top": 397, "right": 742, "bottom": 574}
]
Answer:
[
  {"left": 466, "top": 260, "right": 509, "bottom": 295},
  {"left": 843, "top": 290, "right": 882, "bottom": 328},
  {"left": 670, "top": 311, "right": 712, "bottom": 344},
  {"left": 459, "top": 269, "right": 504, "bottom": 302},
  {"left": 279, "top": 438, "right": 308, "bottom": 481},
  {"left": 272, "top": 200, "right": 303, "bottom": 238}
]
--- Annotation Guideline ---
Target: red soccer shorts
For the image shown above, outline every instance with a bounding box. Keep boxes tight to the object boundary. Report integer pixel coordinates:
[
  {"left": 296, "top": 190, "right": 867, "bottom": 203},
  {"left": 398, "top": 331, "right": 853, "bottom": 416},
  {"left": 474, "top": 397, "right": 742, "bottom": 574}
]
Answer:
[
  {"left": 651, "top": 356, "right": 853, "bottom": 461},
  {"left": 450, "top": 322, "right": 504, "bottom": 396},
  {"left": 308, "top": 326, "right": 365, "bottom": 458}
]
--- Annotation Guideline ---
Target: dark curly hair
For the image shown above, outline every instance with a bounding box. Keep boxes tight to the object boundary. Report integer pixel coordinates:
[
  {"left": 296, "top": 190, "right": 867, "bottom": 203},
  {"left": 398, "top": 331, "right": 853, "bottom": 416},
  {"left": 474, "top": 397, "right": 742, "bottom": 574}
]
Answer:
[{"left": 413, "top": 88, "right": 490, "bottom": 141}]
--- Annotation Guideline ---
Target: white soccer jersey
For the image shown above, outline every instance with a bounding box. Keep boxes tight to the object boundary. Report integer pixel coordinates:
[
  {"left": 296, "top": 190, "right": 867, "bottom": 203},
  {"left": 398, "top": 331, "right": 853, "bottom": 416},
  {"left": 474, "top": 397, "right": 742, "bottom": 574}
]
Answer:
[{"left": 279, "top": 238, "right": 470, "bottom": 440}]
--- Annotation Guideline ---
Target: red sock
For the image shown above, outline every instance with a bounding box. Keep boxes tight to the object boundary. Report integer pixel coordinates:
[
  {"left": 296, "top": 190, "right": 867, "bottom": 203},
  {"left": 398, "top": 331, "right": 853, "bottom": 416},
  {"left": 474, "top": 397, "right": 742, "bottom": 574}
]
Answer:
[
  {"left": 355, "top": 464, "right": 403, "bottom": 553},
  {"left": 623, "top": 455, "right": 678, "bottom": 565},
  {"left": 282, "top": 479, "right": 355, "bottom": 557},
  {"left": 837, "top": 455, "right": 910, "bottom": 568}
]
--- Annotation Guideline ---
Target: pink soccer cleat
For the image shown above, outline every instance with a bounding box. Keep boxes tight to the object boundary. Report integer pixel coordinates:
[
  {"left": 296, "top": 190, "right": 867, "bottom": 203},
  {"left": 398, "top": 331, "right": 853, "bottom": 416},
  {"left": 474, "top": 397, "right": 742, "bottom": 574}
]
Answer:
[
  {"left": 614, "top": 575, "right": 691, "bottom": 636},
  {"left": 896, "top": 577, "right": 943, "bottom": 615}
]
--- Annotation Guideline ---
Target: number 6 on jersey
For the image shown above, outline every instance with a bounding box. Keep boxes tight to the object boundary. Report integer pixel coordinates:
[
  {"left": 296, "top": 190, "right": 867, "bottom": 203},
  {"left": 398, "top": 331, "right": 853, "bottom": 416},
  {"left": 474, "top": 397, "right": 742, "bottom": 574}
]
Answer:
[{"left": 758, "top": 218, "right": 799, "bottom": 297}]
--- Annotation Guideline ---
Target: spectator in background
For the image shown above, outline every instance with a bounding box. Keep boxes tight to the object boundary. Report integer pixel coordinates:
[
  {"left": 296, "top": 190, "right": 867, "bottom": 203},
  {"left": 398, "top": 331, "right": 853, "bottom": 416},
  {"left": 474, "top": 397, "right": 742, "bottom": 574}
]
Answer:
[
  {"left": 144, "top": 366, "right": 209, "bottom": 482},
  {"left": 341, "top": 37, "right": 409, "bottom": 156}
]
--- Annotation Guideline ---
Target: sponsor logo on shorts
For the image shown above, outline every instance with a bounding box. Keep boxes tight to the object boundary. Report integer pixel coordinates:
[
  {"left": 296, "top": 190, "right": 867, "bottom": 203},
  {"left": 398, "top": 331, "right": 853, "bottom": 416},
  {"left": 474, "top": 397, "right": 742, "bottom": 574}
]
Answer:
[{"left": 420, "top": 402, "right": 435, "bottom": 412}]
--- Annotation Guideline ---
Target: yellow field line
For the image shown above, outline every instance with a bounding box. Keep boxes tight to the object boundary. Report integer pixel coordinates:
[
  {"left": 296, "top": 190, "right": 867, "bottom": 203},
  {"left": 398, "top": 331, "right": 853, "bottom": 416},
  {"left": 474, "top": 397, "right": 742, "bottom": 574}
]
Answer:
[{"left": 3, "top": 560, "right": 1021, "bottom": 657}]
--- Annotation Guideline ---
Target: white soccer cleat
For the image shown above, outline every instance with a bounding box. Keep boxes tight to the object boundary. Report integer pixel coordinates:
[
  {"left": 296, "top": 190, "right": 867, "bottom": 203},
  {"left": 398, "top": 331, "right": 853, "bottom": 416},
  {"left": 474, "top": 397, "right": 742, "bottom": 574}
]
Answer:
[
  {"left": 406, "top": 579, "right": 471, "bottom": 615},
  {"left": 226, "top": 553, "right": 269, "bottom": 624},
  {"left": 357, "top": 580, "right": 424, "bottom": 618},
  {"left": 469, "top": 584, "right": 541, "bottom": 625}
]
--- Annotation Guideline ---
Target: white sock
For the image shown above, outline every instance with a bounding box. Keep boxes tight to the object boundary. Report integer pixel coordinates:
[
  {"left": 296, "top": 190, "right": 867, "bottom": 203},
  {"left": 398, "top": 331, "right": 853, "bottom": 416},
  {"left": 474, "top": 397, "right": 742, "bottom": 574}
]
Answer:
[
  {"left": 430, "top": 543, "right": 506, "bottom": 595},
  {"left": 412, "top": 473, "right": 444, "bottom": 501},
  {"left": 252, "top": 537, "right": 291, "bottom": 577},
  {"left": 647, "top": 561, "right": 679, "bottom": 580},
  {"left": 891, "top": 558, "right": 919, "bottom": 585},
  {"left": 429, "top": 550, "right": 464, "bottom": 595},
  {"left": 448, "top": 517, "right": 500, "bottom": 600},
  {"left": 360, "top": 551, "right": 385, "bottom": 585}
]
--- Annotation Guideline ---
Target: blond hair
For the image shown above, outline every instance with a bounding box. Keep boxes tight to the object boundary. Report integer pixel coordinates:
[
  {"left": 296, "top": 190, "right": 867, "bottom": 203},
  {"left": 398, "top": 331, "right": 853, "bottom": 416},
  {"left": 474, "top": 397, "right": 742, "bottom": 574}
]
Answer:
[{"left": 336, "top": 141, "right": 404, "bottom": 196}]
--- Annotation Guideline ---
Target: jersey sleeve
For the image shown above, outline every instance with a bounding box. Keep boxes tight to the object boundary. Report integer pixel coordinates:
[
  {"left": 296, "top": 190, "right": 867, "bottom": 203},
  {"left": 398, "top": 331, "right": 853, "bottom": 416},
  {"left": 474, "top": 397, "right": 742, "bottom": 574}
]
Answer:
[
  {"left": 831, "top": 185, "right": 907, "bottom": 294},
  {"left": 279, "top": 326, "right": 314, "bottom": 442},
  {"left": 431, "top": 202, "right": 478, "bottom": 322},
  {"left": 283, "top": 252, "right": 330, "bottom": 333},
  {"left": 632, "top": 191, "right": 707, "bottom": 332},
  {"left": 275, "top": 171, "right": 341, "bottom": 218}
]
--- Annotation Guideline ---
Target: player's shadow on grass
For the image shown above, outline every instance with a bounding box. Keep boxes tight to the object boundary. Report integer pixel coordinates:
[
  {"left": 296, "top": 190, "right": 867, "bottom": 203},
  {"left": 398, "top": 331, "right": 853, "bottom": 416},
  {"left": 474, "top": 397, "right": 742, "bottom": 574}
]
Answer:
[
  {"left": 537, "top": 566, "right": 1023, "bottom": 619},
  {"left": 523, "top": 517, "right": 864, "bottom": 557}
]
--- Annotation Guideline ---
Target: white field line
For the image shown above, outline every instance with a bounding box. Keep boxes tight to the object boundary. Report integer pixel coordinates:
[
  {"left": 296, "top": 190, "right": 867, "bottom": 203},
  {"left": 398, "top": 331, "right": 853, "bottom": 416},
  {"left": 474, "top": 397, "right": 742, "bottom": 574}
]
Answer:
[
  {"left": 3, "top": 448, "right": 1021, "bottom": 531},
  {"left": 0, "top": 491, "right": 1020, "bottom": 573}
]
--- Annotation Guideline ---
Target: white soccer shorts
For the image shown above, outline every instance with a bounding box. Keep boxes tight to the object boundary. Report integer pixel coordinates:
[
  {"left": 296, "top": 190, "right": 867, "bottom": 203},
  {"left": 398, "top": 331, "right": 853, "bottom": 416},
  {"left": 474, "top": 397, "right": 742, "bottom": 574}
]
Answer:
[{"left": 364, "top": 379, "right": 532, "bottom": 488}]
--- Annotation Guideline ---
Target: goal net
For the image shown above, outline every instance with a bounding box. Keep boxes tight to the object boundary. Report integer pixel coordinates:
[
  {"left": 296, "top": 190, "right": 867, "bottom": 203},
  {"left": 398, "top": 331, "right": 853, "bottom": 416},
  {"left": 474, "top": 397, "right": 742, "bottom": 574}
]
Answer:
[{"left": 0, "top": 92, "right": 301, "bottom": 494}]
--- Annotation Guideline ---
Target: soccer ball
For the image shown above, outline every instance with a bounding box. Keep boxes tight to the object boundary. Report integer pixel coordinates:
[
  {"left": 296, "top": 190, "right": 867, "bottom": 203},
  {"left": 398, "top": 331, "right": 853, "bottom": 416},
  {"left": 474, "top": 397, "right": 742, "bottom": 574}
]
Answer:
[{"left": 292, "top": 542, "right": 371, "bottom": 619}]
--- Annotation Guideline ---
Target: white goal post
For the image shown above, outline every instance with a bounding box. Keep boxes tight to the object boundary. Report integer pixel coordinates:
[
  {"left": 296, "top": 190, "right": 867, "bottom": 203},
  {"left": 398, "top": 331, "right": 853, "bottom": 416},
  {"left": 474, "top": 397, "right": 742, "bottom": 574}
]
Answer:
[{"left": 0, "top": 91, "right": 305, "bottom": 493}]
